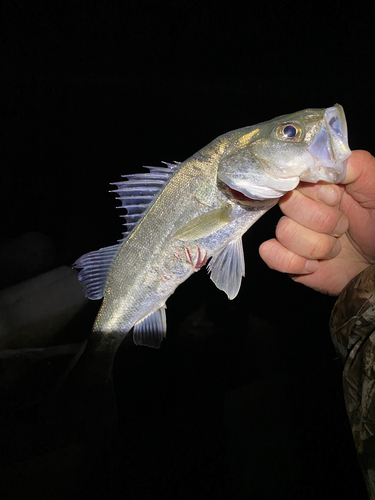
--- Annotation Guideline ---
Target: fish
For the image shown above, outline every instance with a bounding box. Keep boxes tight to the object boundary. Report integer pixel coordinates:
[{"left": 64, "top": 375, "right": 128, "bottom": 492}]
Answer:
[{"left": 74, "top": 104, "right": 350, "bottom": 364}]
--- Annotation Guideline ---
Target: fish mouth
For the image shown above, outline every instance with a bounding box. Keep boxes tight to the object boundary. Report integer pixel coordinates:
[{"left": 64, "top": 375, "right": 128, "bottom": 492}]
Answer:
[{"left": 301, "top": 104, "right": 351, "bottom": 183}]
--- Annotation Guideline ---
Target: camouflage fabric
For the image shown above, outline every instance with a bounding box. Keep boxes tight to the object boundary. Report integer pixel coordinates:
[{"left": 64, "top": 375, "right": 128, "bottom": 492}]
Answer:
[{"left": 330, "top": 265, "right": 375, "bottom": 499}]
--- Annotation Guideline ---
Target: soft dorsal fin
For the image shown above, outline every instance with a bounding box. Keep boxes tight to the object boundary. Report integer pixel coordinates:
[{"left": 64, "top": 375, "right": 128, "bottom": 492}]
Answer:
[
  {"left": 110, "top": 162, "right": 180, "bottom": 242},
  {"left": 132, "top": 305, "right": 167, "bottom": 348},
  {"left": 207, "top": 238, "right": 245, "bottom": 300},
  {"left": 73, "top": 244, "right": 120, "bottom": 299}
]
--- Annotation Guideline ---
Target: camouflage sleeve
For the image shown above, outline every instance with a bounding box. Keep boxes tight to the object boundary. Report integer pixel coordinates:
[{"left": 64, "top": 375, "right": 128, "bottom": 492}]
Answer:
[{"left": 330, "top": 264, "right": 375, "bottom": 498}]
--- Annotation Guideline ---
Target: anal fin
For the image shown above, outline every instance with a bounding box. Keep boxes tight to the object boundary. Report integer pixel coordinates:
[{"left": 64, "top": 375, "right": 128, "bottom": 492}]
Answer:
[
  {"left": 208, "top": 238, "right": 245, "bottom": 300},
  {"left": 133, "top": 305, "right": 167, "bottom": 348}
]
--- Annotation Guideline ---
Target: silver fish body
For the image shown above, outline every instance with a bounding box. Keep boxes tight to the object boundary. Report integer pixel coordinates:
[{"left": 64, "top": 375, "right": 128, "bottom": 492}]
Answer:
[{"left": 75, "top": 104, "right": 350, "bottom": 353}]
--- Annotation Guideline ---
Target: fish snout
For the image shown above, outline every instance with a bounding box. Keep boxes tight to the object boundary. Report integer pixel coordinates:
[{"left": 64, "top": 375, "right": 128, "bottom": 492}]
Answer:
[{"left": 303, "top": 104, "right": 351, "bottom": 183}]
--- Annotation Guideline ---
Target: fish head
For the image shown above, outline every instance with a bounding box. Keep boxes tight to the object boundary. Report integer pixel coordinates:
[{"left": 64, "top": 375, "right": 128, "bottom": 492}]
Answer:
[{"left": 217, "top": 104, "right": 351, "bottom": 200}]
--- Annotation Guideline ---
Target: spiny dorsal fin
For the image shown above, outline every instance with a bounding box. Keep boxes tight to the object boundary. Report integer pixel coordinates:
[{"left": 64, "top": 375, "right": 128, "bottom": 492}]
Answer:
[
  {"left": 74, "top": 163, "right": 180, "bottom": 301},
  {"left": 110, "top": 162, "right": 180, "bottom": 242},
  {"left": 73, "top": 244, "right": 120, "bottom": 299}
]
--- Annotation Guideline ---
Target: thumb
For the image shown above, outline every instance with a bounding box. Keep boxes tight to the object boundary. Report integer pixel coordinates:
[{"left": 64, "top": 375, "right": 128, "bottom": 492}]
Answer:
[
  {"left": 342, "top": 150, "right": 375, "bottom": 187},
  {"left": 341, "top": 150, "right": 375, "bottom": 208}
]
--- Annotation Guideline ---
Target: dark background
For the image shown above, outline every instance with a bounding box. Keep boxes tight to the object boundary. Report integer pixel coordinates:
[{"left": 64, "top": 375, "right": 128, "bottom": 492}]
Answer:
[{"left": 0, "top": 1, "right": 373, "bottom": 499}]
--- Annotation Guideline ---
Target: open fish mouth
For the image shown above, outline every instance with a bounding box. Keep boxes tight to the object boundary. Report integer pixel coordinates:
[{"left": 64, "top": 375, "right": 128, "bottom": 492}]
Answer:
[{"left": 301, "top": 104, "right": 350, "bottom": 183}]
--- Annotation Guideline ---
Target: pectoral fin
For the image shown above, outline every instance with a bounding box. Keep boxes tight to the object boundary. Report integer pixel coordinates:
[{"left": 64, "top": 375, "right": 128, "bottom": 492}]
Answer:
[
  {"left": 174, "top": 207, "right": 233, "bottom": 241},
  {"left": 133, "top": 305, "right": 167, "bottom": 348},
  {"left": 208, "top": 238, "right": 245, "bottom": 300}
]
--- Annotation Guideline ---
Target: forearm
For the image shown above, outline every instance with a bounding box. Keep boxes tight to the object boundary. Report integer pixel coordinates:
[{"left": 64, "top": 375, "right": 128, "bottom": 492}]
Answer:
[{"left": 330, "top": 264, "right": 375, "bottom": 498}]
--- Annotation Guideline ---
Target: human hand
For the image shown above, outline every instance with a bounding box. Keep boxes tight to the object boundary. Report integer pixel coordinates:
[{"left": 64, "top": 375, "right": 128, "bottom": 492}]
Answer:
[{"left": 259, "top": 150, "right": 375, "bottom": 296}]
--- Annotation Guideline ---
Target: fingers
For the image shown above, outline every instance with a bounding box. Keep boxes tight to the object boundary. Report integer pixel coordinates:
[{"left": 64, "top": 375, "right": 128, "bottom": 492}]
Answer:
[
  {"left": 298, "top": 183, "right": 342, "bottom": 206},
  {"left": 279, "top": 186, "right": 349, "bottom": 236},
  {"left": 259, "top": 239, "right": 319, "bottom": 274},
  {"left": 259, "top": 149, "right": 375, "bottom": 285},
  {"left": 259, "top": 213, "right": 343, "bottom": 276},
  {"left": 275, "top": 216, "right": 341, "bottom": 260},
  {"left": 260, "top": 179, "right": 349, "bottom": 276}
]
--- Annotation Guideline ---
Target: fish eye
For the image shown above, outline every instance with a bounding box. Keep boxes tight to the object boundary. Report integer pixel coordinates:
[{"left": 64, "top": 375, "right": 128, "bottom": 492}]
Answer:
[{"left": 275, "top": 123, "right": 303, "bottom": 142}]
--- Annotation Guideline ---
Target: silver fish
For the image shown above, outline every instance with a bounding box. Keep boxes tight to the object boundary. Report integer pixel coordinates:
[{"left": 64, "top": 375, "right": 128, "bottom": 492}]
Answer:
[{"left": 74, "top": 104, "right": 350, "bottom": 363}]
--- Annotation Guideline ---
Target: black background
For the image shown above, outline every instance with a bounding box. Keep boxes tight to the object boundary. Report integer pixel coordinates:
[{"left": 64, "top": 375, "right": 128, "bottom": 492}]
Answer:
[{"left": 0, "top": 1, "right": 373, "bottom": 499}]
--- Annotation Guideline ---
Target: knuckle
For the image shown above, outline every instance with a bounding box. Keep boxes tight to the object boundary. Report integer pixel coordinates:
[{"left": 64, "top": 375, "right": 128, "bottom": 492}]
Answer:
[
  {"left": 289, "top": 252, "right": 304, "bottom": 271},
  {"left": 280, "top": 190, "right": 304, "bottom": 216},
  {"left": 275, "top": 217, "right": 297, "bottom": 243},
  {"left": 274, "top": 244, "right": 301, "bottom": 274},
  {"left": 259, "top": 240, "right": 277, "bottom": 269},
  {"left": 313, "top": 206, "right": 338, "bottom": 233},
  {"left": 274, "top": 246, "right": 289, "bottom": 272},
  {"left": 309, "top": 236, "right": 334, "bottom": 258}
]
